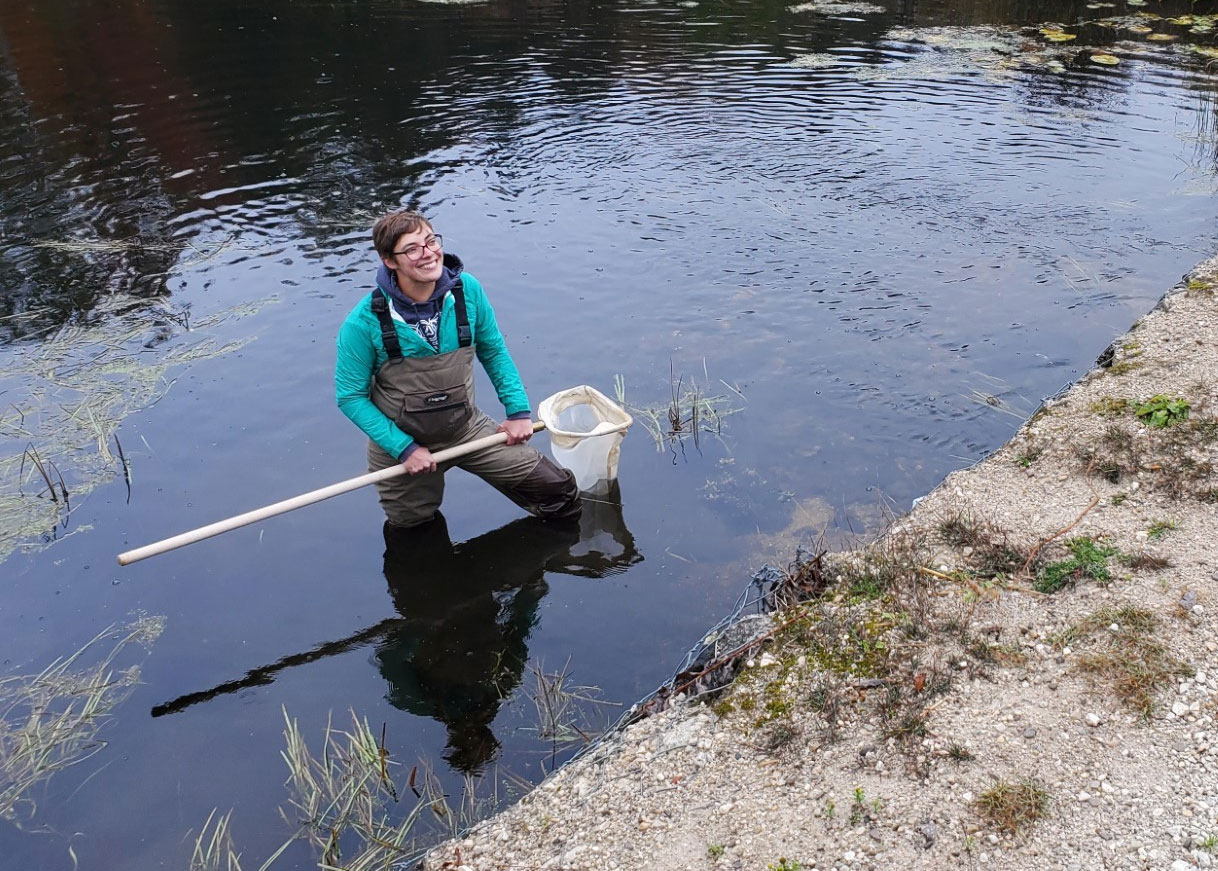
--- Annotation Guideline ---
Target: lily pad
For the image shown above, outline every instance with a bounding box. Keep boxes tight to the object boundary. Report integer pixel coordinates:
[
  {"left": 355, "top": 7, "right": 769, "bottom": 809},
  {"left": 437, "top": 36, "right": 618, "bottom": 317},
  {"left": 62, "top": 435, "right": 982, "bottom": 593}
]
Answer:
[
  {"left": 1186, "top": 43, "right": 1218, "bottom": 58},
  {"left": 1090, "top": 52, "right": 1122, "bottom": 64},
  {"left": 1147, "top": 32, "right": 1178, "bottom": 41},
  {"left": 1041, "top": 29, "right": 1078, "bottom": 41},
  {"left": 1127, "top": 24, "right": 1153, "bottom": 33},
  {"left": 1126, "top": 0, "right": 1146, "bottom": 5}
]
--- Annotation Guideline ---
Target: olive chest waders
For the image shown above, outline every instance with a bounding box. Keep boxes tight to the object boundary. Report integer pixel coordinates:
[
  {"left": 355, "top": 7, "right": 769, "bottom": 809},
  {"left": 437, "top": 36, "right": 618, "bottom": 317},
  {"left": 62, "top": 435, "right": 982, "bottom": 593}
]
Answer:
[{"left": 365, "top": 284, "right": 580, "bottom": 528}]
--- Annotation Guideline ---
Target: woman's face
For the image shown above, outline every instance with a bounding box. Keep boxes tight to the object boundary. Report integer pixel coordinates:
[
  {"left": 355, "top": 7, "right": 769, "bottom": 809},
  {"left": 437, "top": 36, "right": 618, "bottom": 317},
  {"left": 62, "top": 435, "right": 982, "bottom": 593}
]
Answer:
[{"left": 384, "top": 225, "right": 444, "bottom": 286}]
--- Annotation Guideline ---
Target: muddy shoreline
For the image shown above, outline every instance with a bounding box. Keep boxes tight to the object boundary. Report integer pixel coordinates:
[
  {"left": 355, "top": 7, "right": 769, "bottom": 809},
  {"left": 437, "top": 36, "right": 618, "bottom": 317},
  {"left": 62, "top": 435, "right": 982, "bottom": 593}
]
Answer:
[{"left": 424, "top": 254, "right": 1218, "bottom": 871}]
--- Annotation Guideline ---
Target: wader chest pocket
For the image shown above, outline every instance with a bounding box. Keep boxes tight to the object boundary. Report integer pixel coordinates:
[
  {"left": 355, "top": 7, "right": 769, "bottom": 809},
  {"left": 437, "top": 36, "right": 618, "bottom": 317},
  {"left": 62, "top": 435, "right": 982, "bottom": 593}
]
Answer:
[{"left": 397, "top": 386, "right": 473, "bottom": 445}]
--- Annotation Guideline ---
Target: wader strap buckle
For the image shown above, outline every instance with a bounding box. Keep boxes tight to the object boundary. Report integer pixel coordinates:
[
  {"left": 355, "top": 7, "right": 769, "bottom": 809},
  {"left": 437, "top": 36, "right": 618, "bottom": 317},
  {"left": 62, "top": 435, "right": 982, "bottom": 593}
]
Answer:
[
  {"left": 451, "top": 279, "right": 472, "bottom": 348},
  {"left": 370, "top": 289, "right": 404, "bottom": 360}
]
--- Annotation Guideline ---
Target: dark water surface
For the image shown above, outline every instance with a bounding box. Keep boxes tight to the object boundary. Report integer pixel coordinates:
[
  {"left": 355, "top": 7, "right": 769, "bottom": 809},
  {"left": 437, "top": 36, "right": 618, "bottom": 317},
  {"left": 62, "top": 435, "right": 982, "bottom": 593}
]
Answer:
[{"left": 3, "top": 0, "right": 1218, "bottom": 864}]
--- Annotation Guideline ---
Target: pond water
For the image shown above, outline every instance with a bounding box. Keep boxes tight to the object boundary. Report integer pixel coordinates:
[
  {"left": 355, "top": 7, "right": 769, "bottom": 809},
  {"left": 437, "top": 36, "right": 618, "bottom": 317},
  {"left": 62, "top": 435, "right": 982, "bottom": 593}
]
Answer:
[{"left": 3, "top": 0, "right": 1218, "bottom": 864}]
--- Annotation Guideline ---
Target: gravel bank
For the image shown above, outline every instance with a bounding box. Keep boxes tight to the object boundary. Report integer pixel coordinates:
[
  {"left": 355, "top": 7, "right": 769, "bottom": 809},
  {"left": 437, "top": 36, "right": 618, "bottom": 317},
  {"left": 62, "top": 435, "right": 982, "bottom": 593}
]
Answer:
[{"left": 425, "top": 257, "right": 1218, "bottom": 871}]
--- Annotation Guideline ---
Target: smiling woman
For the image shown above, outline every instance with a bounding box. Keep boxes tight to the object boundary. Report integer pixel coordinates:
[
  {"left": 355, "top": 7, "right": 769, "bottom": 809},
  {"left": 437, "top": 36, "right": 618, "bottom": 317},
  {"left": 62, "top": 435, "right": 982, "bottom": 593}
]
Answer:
[{"left": 334, "top": 210, "right": 582, "bottom": 529}]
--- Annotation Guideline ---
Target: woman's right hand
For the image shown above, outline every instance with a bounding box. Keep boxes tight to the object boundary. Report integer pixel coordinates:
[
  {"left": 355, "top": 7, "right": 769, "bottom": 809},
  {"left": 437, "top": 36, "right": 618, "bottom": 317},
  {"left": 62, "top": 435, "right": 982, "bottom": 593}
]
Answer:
[{"left": 402, "top": 446, "right": 437, "bottom": 475}]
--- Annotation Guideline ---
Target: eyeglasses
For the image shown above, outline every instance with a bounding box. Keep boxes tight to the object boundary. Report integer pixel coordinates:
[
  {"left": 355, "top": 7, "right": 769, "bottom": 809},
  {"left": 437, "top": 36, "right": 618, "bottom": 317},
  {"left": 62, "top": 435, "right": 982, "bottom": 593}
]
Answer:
[{"left": 392, "top": 234, "right": 443, "bottom": 261}]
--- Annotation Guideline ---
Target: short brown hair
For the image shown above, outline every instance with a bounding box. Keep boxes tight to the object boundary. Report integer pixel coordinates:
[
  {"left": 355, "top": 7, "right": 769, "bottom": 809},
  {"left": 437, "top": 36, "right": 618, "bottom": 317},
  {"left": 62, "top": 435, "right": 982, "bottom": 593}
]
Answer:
[{"left": 372, "top": 210, "right": 433, "bottom": 258}]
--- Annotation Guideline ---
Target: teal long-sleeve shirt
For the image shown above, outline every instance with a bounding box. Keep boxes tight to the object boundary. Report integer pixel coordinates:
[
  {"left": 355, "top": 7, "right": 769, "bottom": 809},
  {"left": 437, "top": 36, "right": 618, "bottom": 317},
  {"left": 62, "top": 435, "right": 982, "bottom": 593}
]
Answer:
[{"left": 335, "top": 273, "right": 531, "bottom": 459}]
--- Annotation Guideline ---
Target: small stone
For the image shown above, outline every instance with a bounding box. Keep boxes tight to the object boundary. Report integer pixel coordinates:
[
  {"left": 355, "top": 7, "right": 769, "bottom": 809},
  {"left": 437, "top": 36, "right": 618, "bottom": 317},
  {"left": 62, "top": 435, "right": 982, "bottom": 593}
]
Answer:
[
  {"left": 869, "top": 828, "right": 883, "bottom": 842},
  {"left": 1085, "top": 713, "right": 1103, "bottom": 727},
  {"left": 1172, "top": 702, "right": 1190, "bottom": 717},
  {"left": 1023, "top": 727, "right": 1037, "bottom": 738}
]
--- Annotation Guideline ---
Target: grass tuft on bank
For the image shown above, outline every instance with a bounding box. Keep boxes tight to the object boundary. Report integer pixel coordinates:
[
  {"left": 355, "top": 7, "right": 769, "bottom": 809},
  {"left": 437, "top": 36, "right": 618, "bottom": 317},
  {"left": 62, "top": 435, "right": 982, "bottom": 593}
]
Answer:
[
  {"left": 975, "top": 777, "right": 1050, "bottom": 834},
  {"left": 1055, "top": 606, "right": 1188, "bottom": 718}
]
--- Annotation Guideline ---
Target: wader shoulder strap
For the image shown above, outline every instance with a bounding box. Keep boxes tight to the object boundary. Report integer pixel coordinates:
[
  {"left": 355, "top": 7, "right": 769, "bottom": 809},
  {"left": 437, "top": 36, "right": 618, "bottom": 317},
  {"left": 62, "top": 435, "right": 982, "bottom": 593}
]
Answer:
[
  {"left": 451, "top": 279, "right": 472, "bottom": 348},
  {"left": 370, "top": 289, "right": 403, "bottom": 360}
]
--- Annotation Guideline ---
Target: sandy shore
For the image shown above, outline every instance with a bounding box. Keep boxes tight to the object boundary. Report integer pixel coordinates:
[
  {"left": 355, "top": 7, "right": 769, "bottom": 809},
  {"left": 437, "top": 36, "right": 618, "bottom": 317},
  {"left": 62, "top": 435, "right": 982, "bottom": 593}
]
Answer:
[{"left": 424, "top": 256, "right": 1218, "bottom": 871}]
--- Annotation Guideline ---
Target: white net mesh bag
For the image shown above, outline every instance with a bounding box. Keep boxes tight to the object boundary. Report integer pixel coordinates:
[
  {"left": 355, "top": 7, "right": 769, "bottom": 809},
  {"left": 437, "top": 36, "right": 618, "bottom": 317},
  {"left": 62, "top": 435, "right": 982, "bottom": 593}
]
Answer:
[{"left": 537, "top": 385, "right": 633, "bottom": 495}]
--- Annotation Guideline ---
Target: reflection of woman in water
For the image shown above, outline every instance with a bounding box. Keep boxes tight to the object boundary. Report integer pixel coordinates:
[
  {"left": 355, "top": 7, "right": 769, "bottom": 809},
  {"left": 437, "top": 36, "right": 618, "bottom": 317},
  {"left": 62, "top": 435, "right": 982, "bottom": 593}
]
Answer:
[
  {"left": 374, "top": 514, "right": 574, "bottom": 772},
  {"left": 150, "top": 491, "right": 643, "bottom": 775},
  {"left": 373, "top": 488, "right": 642, "bottom": 773}
]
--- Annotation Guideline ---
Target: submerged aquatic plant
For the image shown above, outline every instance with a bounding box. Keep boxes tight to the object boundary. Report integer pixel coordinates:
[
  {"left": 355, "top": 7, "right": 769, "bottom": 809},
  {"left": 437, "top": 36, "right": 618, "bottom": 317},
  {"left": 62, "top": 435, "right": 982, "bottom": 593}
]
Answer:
[
  {"left": 0, "top": 615, "right": 164, "bottom": 824},
  {"left": 523, "top": 659, "right": 619, "bottom": 756},
  {"left": 0, "top": 293, "right": 272, "bottom": 564}
]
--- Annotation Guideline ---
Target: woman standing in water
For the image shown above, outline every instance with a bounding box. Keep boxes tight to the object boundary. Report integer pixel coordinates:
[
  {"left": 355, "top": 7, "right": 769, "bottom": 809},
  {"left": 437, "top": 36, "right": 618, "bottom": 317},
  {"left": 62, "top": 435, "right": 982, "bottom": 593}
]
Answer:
[{"left": 335, "top": 210, "right": 581, "bottom": 529}]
